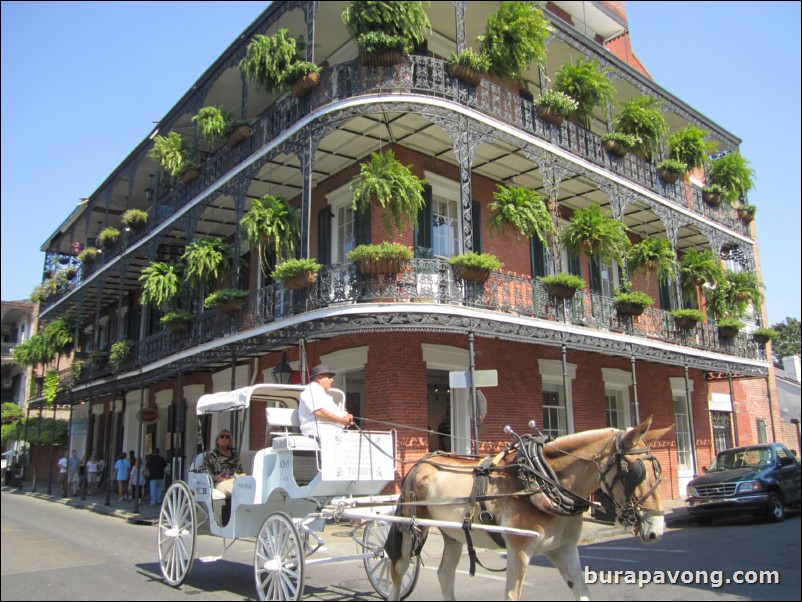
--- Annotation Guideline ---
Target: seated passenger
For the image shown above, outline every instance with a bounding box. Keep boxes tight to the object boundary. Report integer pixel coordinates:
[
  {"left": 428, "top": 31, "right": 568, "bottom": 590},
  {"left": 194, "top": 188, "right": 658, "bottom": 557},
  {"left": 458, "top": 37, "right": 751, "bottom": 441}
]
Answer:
[
  {"left": 299, "top": 364, "right": 354, "bottom": 438},
  {"left": 203, "top": 429, "right": 243, "bottom": 497}
]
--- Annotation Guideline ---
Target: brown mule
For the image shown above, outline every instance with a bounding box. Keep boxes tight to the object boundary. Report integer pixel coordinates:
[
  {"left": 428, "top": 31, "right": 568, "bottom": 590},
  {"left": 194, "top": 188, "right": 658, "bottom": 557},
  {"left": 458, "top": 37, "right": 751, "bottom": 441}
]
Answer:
[{"left": 385, "top": 418, "right": 673, "bottom": 601}]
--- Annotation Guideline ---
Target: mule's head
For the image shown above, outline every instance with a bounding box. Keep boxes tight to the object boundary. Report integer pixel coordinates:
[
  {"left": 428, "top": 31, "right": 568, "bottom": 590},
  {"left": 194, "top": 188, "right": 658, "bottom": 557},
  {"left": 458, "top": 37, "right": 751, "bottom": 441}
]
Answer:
[{"left": 599, "top": 417, "right": 674, "bottom": 543}]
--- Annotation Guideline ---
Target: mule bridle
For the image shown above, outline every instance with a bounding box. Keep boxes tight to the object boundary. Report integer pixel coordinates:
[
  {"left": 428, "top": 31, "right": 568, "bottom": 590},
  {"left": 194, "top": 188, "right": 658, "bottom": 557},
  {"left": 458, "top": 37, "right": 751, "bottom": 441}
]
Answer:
[{"left": 597, "top": 431, "right": 664, "bottom": 531}]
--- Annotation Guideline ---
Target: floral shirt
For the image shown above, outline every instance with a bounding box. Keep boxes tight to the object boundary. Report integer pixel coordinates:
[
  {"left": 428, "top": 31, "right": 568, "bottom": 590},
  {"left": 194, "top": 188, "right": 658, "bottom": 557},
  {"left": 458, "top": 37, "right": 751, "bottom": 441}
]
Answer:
[{"left": 203, "top": 448, "right": 242, "bottom": 479}]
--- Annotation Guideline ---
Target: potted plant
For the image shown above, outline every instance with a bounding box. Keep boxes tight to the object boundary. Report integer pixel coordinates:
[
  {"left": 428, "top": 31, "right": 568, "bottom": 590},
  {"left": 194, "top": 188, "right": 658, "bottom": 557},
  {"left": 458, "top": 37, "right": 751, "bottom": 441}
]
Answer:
[
  {"left": 285, "top": 61, "right": 323, "bottom": 98},
  {"left": 612, "top": 96, "right": 668, "bottom": 160},
  {"left": 350, "top": 150, "right": 427, "bottom": 236},
  {"left": 98, "top": 227, "right": 121, "bottom": 248},
  {"left": 614, "top": 283, "right": 655, "bottom": 317},
  {"left": 533, "top": 89, "right": 578, "bottom": 127},
  {"left": 717, "top": 317, "right": 745, "bottom": 339},
  {"left": 752, "top": 327, "right": 778, "bottom": 347},
  {"left": 160, "top": 309, "right": 194, "bottom": 334},
  {"left": 670, "top": 309, "right": 707, "bottom": 330},
  {"left": 109, "top": 339, "right": 134, "bottom": 372},
  {"left": 204, "top": 288, "right": 249, "bottom": 315},
  {"left": 627, "top": 237, "right": 677, "bottom": 286},
  {"left": 724, "top": 270, "right": 763, "bottom": 307},
  {"left": 553, "top": 57, "right": 616, "bottom": 130},
  {"left": 667, "top": 125, "right": 715, "bottom": 172},
  {"left": 447, "top": 48, "right": 490, "bottom": 87},
  {"left": 240, "top": 194, "right": 301, "bottom": 270},
  {"left": 562, "top": 204, "right": 630, "bottom": 267},
  {"left": 192, "top": 105, "right": 231, "bottom": 147},
  {"left": 226, "top": 118, "right": 253, "bottom": 147},
  {"left": 147, "top": 131, "right": 198, "bottom": 182},
  {"left": 342, "top": 0, "right": 431, "bottom": 66},
  {"left": 487, "top": 184, "right": 554, "bottom": 242},
  {"left": 139, "top": 261, "right": 183, "bottom": 311},
  {"left": 707, "top": 152, "right": 755, "bottom": 204},
  {"left": 448, "top": 252, "right": 502, "bottom": 283},
  {"left": 63, "top": 266, "right": 79, "bottom": 281},
  {"left": 601, "top": 132, "right": 640, "bottom": 158},
  {"left": 656, "top": 158, "right": 687, "bottom": 185},
  {"left": 77, "top": 247, "right": 99, "bottom": 264},
  {"left": 736, "top": 203, "right": 757, "bottom": 223},
  {"left": 272, "top": 258, "right": 321, "bottom": 290},
  {"left": 348, "top": 242, "right": 413, "bottom": 276},
  {"left": 478, "top": 0, "right": 551, "bottom": 81},
  {"left": 701, "top": 184, "right": 725, "bottom": 207},
  {"left": 121, "top": 208, "right": 149, "bottom": 231},
  {"left": 540, "top": 273, "right": 586, "bottom": 300}
]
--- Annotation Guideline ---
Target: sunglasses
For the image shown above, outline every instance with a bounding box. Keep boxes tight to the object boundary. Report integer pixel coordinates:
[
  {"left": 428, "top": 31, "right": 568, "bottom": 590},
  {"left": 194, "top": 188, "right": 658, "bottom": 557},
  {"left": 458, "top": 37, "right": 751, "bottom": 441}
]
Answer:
[{"left": 219, "top": 434, "right": 231, "bottom": 439}]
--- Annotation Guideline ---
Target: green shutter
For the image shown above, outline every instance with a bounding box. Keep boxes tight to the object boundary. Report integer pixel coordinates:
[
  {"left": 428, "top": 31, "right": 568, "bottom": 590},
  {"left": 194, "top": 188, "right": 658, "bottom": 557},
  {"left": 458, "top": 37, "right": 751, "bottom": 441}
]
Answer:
[
  {"left": 415, "top": 185, "right": 433, "bottom": 254},
  {"left": 531, "top": 237, "right": 546, "bottom": 277},
  {"left": 471, "top": 200, "right": 482, "bottom": 253},
  {"left": 355, "top": 204, "right": 371, "bottom": 247},
  {"left": 318, "top": 207, "right": 331, "bottom": 265}
]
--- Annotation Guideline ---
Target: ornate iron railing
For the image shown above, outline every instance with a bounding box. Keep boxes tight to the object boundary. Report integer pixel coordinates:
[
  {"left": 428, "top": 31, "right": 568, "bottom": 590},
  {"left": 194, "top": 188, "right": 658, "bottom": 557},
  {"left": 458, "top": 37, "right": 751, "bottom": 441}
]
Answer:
[{"left": 63, "top": 260, "right": 763, "bottom": 390}]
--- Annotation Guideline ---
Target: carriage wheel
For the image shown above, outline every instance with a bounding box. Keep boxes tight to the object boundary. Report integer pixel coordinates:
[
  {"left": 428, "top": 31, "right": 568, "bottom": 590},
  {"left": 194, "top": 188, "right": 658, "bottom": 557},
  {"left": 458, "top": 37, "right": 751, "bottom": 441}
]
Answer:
[
  {"left": 254, "top": 512, "right": 305, "bottom": 601},
  {"left": 158, "top": 481, "right": 197, "bottom": 587},
  {"left": 362, "top": 520, "right": 420, "bottom": 600}
]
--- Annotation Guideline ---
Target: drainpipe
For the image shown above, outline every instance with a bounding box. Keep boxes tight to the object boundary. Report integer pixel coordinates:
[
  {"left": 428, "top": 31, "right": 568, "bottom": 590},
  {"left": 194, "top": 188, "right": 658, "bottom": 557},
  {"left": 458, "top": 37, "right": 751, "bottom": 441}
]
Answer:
[
  {"left": 561, "top": 344, "right": 569, "bottom": 431},
  {"left": 728, "top": 372, "right": 739, "bottom": 447},
  {"left": 630, "top": 353, "right": 640, "bottom": 425},
  {"left": 766, "top": 374, "right": 777, "bottom": 442},
  {"left": 684, "top": 364, "right": 699, "bottom": 475}
]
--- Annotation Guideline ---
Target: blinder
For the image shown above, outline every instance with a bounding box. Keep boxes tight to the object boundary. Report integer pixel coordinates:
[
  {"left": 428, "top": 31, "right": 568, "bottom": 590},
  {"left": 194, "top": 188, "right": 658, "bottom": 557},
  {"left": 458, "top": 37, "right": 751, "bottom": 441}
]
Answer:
[{"left": 599, "top": 431, "right": 663, "bottom": 531}]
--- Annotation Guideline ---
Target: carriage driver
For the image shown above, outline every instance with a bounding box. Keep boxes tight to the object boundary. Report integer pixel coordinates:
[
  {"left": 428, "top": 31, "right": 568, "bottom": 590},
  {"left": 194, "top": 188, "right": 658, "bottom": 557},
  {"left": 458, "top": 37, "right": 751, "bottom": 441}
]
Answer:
[{"left": 299, "top": 364, "right": 354, "bottom": 438}]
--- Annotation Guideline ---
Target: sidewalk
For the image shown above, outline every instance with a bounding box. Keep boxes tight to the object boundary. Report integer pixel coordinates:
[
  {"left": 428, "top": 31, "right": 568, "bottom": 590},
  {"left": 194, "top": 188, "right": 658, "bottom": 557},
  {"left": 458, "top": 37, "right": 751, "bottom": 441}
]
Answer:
[{"left": 2, "top": 479, "right": 694, "bottom": 536}]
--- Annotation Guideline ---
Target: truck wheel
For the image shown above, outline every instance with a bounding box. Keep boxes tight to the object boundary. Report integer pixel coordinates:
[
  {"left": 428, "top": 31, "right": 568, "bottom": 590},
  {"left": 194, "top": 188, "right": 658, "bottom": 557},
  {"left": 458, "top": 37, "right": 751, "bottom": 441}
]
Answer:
[{"left": 765, "top": 492, "right": 785, "bottom": 523}]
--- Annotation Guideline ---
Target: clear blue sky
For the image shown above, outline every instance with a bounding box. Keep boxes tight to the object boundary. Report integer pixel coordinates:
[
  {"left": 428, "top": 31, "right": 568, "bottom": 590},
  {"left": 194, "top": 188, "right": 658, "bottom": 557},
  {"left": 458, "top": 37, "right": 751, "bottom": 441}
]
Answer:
[{"left": 2, "top": 1, "right": 800, "bottom": 326}]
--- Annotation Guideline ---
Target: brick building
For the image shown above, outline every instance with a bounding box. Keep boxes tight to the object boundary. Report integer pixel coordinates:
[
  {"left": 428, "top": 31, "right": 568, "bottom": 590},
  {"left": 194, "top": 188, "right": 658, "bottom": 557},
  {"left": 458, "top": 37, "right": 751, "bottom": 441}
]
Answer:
[{"left": 31, "top": 1, "right": 783, "bottom": 499}]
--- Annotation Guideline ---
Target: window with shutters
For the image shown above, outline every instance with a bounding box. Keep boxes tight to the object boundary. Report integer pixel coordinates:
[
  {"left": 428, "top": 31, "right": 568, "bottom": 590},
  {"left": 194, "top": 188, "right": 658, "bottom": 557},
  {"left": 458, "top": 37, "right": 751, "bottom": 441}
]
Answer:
[
  {"left": 325, "top": 183, "right": 361, "bottom": 263},
  {"left": 424, "top": 173, "right": 461, "bottom": 259}
]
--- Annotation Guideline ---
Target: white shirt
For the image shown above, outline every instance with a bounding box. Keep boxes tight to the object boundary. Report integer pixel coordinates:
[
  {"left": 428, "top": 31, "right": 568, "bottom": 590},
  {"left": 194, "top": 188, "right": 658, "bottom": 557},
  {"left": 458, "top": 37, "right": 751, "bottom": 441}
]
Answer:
[{"left": 299, "top": 381, "right": 347, "bottom": 438}]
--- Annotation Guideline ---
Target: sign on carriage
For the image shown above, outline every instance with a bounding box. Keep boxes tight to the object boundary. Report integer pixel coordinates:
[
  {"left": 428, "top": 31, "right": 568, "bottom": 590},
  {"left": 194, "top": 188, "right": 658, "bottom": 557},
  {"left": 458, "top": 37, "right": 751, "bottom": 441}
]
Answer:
[
  {"left": 449, "top": 369, "right": 498, "bottom": 389},
  {"left": 320, "top": 430, "right": 395, "bottom": 481}
]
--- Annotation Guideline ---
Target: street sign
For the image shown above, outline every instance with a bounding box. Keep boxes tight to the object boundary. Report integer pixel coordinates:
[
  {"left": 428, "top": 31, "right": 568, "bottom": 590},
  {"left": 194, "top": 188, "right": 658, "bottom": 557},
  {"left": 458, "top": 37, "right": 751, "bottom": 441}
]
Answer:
[{"left": 449, "top": 369, "right": 498, "bottom": 389}]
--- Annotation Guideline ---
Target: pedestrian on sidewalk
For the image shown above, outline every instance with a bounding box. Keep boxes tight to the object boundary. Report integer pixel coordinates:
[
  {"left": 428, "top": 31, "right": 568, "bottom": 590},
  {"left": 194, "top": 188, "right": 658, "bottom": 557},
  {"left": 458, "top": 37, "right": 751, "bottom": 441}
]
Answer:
[
  {"left": 146, "top": 448, "right": 167, "bottom": 506},
  {"left": 129, "top": 457, "right": 146, "bottom": 503},
  {"left": 57, "top": 451, "right": 69, "bottom": 496},
  {"left": 67, "top": 450, "right": 80, "bottom": 496},
  {"left": 114, "top": 452, "right": 130, "bottom": 501},
  {"left": 86, "top": 454, "right": 99, "bottom": 495}
]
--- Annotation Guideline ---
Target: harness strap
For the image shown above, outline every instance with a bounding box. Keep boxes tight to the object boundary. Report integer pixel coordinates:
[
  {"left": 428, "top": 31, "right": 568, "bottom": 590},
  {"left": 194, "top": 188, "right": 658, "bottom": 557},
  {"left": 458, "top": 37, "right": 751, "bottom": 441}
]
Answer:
[{"left": 462, "top": 458, "right": 507, "bottom": 576}]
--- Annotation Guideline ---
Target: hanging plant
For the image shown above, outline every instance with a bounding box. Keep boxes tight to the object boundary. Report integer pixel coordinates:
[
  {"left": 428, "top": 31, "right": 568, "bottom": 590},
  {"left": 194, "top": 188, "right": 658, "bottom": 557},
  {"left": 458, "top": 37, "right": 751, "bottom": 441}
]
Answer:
[
  {"left": 613, "top": 96, "right": 668, "bottom": 160},
  {"left": 43, "top": 370, "right": 60, "bottom": 404},
  {"left": 679, "top": 248, "right": 724, "bottom": 289},
  {"left": 488, "top": 184, "right": 554, "bottom": 242},
  {"left": 479, "top": 0, "right": 551, "bottom": 80},
  {"left": 109, "top": 339, "right": 134, "bottom": 372},
  {"left": 553, "top": 57, "right": 616, "bottom": 129},
  {"left": 147, "top": 131, "right": 194, "bottom": 178},
  {"left": 182, "top": 238, "right": 233, "bottom": 291},
  {"left": 342, "top": 0, "right": 431, "bottom": 63},
  {"left": 667, "top": 125, "right": 715, "bottom": 172},
  {"left": 350, "top": 150, "right": 427, "bottom": 236},
  {"left": 192, "top": 106, "right": 232, "bottom": 146},
  {"left": 139, "top": 261, "right": 183, "bottom": 311},
  {"left": 562, "top": 204, "right": 630, "bottom": 266},
  {"left": 627, "top": 237, "right": 677, "bottom": 285},
  {"left": 122, "top": 208, "right": 149, "bottom": 230},
  {"left": 447, "top": 48, "right": 490, "bottom": 86},
  {"left": 707, "top": 152, "right": 755, "bottom": 204},
  {"left": 240, "top": 195, "right": 301, "bottom": 269}
]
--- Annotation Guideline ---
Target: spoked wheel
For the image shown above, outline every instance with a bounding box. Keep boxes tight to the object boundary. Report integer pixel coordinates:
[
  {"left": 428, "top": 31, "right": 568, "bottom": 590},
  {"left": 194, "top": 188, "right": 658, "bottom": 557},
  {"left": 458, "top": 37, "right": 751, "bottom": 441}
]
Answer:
[
  {"left": 158, "top": 481, "right": 197, "bottom": 587},
  {"left": 362, "top": 520, "right": 420, "bottom": 600},
  {"left": 254, "top": 512, "right": 305, "bottom": 601}
]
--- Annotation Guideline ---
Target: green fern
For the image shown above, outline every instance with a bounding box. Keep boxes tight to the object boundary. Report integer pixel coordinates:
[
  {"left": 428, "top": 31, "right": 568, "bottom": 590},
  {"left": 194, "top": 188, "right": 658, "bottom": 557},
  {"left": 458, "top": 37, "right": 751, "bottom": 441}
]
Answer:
[
  {"left": 182, "top": 238, "right": 233, "bottom": 290},
  {"left": 627, "top": 237, "right": 677, "bottom": 285},
  {"left": 488, "top": 184, "right": 554, "bottom": 242},
  {"left": 562, "top": 204, "right": 630, "bottom": 266},
  {"left": 554, "top": 57, "right": 616, "bottom": 129},
  {"left": 479, "top": 1, "right": 551, "bottom": 80},
  {"left": 139, "top": 261, "right": 183, "bottom": 310},
  {"left": 350, "top": 150, "right": 426, "bottom": 235},
  {"left": 240, "top": 195, "right": 301, "bottom": 267},
  {"left": 613, "top": 96, "right": 668, "bottom": 159},
  {"left": 667, "top": 126, "right": 715, "bottom": 171}
]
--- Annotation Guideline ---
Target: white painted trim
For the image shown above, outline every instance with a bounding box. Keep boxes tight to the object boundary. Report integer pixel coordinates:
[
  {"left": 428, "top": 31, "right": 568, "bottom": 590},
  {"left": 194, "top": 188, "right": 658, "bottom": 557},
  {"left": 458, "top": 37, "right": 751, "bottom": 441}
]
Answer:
[
  {"left": 602, "top": 367, "right": 633, "bottom": 388},
  {"left": 212, "top": 364, "right": 251, "bottom": 393},
  {"left": 155, "top": 389, "right": 173, "bottom": 408},
  {"left": 709, "top": 392, "right": 733, "bottom": 412},
  {"left": 422, "top": 344, "right": 469, "bottom": 371},
  {"left": 538, "top": 359, "right": 577, "bottom": 434},
  {"left": 321, "top": 346, "right": 369, "bottom": 373},
  {"left": 669, "top": 376, "right": 694, "bottom": 394}
]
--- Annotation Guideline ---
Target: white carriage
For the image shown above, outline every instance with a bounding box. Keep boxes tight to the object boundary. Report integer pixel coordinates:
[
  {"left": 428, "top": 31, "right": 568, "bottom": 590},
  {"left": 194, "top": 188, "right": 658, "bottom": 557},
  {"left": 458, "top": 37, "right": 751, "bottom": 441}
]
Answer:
[{"left": 157, "top": 384, "right": 420, "bottom": 600}]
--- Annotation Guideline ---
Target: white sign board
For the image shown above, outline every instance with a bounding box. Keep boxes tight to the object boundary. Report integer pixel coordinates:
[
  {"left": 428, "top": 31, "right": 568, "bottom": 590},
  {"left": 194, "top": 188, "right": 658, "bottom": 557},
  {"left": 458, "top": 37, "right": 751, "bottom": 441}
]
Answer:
[
  {"left": 449, "top": 369, "right": 498, "bottom": 389},
  {"left": 320, "top": 430, "right": 395, "bottom": 481}
]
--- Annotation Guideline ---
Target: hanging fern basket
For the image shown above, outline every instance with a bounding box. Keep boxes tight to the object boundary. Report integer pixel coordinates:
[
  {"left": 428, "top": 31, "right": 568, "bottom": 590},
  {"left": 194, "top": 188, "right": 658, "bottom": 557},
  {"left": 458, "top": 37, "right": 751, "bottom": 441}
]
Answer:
[
  {"left": 453, "top": 264, "right": 491, "bottom": 283},
  {"left": 448, "top": 63, "right": 482, "bottom": 87},
  {"left": 290, "top": 72, "right": 320, "bottom": 98}
]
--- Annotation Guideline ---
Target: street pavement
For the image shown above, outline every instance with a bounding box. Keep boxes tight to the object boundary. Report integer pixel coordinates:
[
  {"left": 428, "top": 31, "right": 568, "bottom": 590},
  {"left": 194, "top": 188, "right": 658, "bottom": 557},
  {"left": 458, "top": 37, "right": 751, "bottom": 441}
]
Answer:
[{"left": 1, "top": 478, "right": 695, "bottom": 540}]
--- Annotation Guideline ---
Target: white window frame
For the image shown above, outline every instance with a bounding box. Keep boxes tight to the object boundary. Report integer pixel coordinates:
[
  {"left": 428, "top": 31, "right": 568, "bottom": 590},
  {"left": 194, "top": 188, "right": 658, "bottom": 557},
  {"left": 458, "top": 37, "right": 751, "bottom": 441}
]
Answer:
[
  {"left": 538, "top": 359, "right": 577, "bottom": 436},
  {"left": 602, "top": 368, "right": 632, "bottom": 429},
  {"left": 424, "top": 172, "right": 461, "bottom": 259},
  {"left": 670, "top": 377, "right": 695, "bottom": 490},
  {"left": 326, "top": 183, "right": 358, "bottom": 264}
]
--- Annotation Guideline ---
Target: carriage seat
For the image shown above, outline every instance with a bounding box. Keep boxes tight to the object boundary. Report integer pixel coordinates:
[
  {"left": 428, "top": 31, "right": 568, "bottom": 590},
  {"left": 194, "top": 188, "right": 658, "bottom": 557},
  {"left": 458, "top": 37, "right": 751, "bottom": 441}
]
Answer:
[
  {"left": 266, "top": 407, "right": 319, "bottom": 451},
  {"left": 190, "top": 450, "right": 258, "bottom": 501}
]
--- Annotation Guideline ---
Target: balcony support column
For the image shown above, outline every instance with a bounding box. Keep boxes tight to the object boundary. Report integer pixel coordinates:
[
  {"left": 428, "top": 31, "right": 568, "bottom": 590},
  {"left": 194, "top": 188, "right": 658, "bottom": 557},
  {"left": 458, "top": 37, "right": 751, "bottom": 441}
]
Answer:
[
  {"left": 232, "top": 182, "right": 247, "bottom": 286},
  {"left": 453, "top": 1, "right": 467, "bottom": 52},
  {"left": 727, "top": 372, "right": 739, "bottom": 447},
  {"left": 134, "top": 381, "right": 146, "bottom": 514},
  {"left": 32, "top": 404, "right": 43, "bottom": 492}
]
